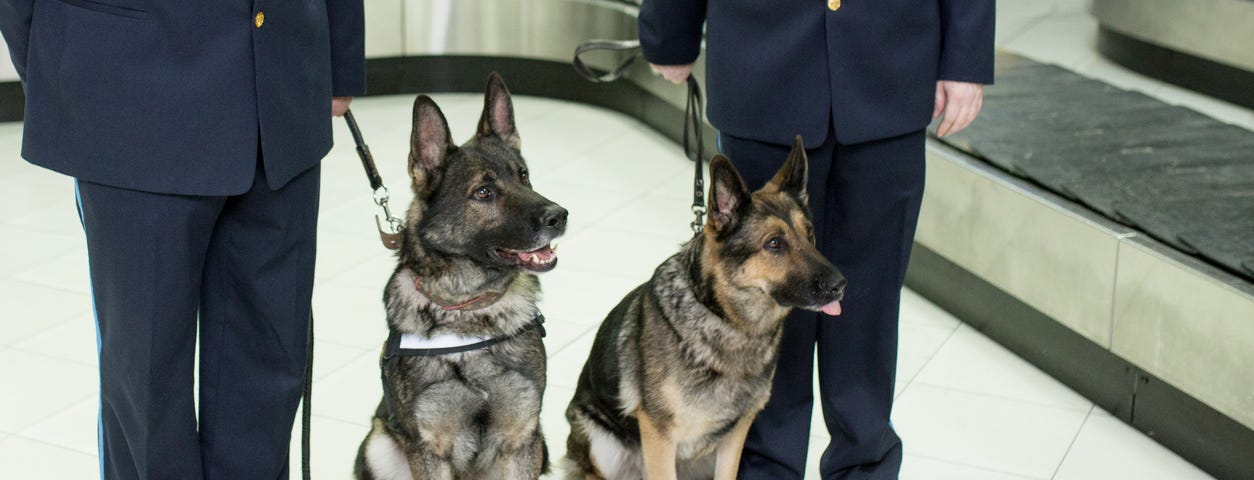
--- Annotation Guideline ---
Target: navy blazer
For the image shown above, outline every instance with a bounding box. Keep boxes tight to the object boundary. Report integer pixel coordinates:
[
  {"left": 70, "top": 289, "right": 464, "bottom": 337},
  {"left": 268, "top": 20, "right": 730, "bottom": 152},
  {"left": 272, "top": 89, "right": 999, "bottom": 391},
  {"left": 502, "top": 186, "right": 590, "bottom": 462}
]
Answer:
[
  {"left": 639, "top": 0, "right": 994, "bottom": 146},
  {"left": 0, "top": 0, "right": 365, "bottom": 195}
]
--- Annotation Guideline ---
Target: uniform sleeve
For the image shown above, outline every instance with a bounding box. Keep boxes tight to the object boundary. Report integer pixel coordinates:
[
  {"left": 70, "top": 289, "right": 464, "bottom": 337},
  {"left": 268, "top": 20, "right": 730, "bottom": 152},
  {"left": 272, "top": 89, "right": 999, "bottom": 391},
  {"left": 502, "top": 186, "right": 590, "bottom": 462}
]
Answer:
[
  {"left": 0, "top": 0, "right": 35, "bottom": 82},
  {"left": 938, "top": 0, "right": 995, "bottom": 84},
  {"left": 637, "top": 0, "right": 708, "bottom": 66},
  {"left": 326, "top": 0, "right": 366, "bottom": 96}
]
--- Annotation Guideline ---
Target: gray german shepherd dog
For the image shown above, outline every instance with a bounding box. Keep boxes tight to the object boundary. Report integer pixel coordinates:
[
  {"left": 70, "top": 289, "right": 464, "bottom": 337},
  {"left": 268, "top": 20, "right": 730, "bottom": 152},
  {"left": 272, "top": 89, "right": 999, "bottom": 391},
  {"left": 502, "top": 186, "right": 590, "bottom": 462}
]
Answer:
[
  {"left": 562, "top": 137, "right": 845, "bottom": 480},
  {"left": 354, "top": 73, "right": 566, "bottom": 480}
]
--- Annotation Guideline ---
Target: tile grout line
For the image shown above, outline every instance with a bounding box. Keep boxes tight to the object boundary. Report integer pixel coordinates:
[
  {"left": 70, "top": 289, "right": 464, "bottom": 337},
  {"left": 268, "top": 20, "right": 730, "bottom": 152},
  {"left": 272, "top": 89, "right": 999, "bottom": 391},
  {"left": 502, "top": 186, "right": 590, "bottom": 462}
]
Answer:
[
  {"left": 1050, "top": 404, "right": 1096, "bottom": 480},
  {"left": 4, "top": 279, "right": 90, "bottom": 298},
  {"left": 8, "top": 344, "right": 96, "bottom": 368},
  {"left": 543, "top": 325, "right": 597, "bottom": 359},
  {"left": 907, "top": 451, "right": 1049, "bottom": 480},
  {"left": 2, "top": 314, "right": 90, "bottom": 350},
  {"left": 308, "top": 412, "right": 372, "bottom": 429},
  {"left": 8, "top": 390, "right": 99, "bottom": 443},
  {"left": 305, "top": 343, "right": 376, "bottom": 383},
  {"left": 907, "top": 378, "right": 1094, "bottom": 414},
  {"left": 5, "top": 432, "right": 99, "bottom": 458},
  {"left": 896, "top": 320, "right": 962, "bottom": 397},
  {"left": 998, "top": 12, "right": 1060, "bottom": 50}
]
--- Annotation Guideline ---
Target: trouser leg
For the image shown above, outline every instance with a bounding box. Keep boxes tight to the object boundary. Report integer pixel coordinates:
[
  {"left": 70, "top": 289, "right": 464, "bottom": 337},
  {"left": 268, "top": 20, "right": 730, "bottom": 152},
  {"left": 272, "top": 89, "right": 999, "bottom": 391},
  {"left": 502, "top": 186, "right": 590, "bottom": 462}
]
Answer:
[
  {"left": 197, "top": 163, "right": 320, "bottom": 480},
  {"left": 815, "top": 131, "right": 925, "bottom": 480},
  {"left": 77, "top": 180, "right": 225, "bottom": 480}
]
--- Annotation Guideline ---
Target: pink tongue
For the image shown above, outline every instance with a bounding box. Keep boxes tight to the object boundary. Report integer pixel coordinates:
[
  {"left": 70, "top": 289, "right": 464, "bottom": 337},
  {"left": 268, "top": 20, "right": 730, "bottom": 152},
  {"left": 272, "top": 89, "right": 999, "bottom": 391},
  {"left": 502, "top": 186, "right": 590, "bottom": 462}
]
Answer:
[
  {"left": 527, "top": 247, "right": 554, "bottom": 262},
  {"left": 820, "top": 300, "right": 842, "bottom": 316}
]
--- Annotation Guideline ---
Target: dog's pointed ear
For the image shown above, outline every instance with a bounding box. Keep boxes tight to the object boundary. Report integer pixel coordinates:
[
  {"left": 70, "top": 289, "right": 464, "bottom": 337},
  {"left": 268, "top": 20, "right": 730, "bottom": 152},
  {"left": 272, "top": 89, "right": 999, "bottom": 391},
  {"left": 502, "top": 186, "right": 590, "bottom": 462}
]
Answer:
[
  {"left": 766, "top": 135, "right": 809, "bottom": 205},
  {"left": 410, "top": 95, "right": 453, "bottom": 193},
  {"left": 477, "top": 72, "right": 521, "bottom": 150},
  {"left": 708, "top": 155, "right": 752, "bottom": 235}
]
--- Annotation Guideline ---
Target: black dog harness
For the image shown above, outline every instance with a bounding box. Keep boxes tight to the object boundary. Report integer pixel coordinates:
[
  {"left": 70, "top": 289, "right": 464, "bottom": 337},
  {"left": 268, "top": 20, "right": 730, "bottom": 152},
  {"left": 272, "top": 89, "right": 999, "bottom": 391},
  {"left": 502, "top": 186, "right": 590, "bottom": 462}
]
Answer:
[
  {"left": 382, "top": 314, "right": 546, "bottom": 358},
  {"left": 377, "top": 314, "right": 547, "bottom": 438}
]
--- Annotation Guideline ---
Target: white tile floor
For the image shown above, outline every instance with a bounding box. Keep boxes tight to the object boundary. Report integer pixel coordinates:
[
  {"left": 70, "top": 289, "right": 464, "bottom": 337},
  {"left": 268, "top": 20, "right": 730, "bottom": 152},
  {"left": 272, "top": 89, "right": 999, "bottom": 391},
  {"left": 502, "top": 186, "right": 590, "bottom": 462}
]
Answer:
[{"left": 1, "top": 2, "right": 1247, "bottom": 478}]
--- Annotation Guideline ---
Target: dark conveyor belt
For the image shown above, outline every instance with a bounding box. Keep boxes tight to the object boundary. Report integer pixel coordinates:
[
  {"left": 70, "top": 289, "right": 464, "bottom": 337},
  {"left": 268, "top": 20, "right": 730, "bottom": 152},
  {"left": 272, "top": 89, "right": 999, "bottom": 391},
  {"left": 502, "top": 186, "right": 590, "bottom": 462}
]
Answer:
[{"left": 935, "top": 52, "right": 1254, "bottom": 282}]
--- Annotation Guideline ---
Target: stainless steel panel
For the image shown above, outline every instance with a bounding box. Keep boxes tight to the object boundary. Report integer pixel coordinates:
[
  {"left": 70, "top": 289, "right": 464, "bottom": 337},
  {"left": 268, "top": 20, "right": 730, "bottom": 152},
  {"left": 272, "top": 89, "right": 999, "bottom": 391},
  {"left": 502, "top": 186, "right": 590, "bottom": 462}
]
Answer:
[
  {"left": 400, "top": 0, "right": 705, "bottom": 111},
  {"left": 1112, "top": 236, "right": 1254, "bottom": 431},
  {"left": 1092, "top": 0, "right": 1254, "bottom": 72},
  {"left": 917, "top": 141, "right": 1134, "bottom": 348},
  {"left": 403, "top": 0, "right": 639, "bottom": 62}
]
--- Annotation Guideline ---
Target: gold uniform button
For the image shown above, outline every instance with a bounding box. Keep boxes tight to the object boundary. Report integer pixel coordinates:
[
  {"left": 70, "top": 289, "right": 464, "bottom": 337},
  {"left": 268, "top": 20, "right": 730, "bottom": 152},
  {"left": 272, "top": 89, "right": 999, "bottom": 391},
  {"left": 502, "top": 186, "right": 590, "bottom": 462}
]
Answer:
[
  {"left": 827, "top": 0, "right": 840, "bottom": 10},
  {"left": 254, "top": 11, "right": 265, "bottom": 28}
]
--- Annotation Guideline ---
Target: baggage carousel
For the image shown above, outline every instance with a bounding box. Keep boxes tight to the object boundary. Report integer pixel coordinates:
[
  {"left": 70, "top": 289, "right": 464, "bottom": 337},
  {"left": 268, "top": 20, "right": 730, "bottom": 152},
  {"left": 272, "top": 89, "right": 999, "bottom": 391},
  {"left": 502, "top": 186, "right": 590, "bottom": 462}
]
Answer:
[{"left": 1091, "top": 0, "right": 1254, "bottom": 109}]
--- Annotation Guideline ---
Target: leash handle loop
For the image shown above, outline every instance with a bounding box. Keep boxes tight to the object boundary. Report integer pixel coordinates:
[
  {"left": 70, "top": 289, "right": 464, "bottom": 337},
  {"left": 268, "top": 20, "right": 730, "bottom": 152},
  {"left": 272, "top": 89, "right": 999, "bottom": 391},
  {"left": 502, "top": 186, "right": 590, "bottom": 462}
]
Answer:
[
  {"left": 345, "top": 110, "right": 384, "bottom": 191},
  {"left": 572, "top": 39, "right": 643, "bottom": 83},
  {"left": 573, "top": 39, "right": 709, "bottom": 233}
]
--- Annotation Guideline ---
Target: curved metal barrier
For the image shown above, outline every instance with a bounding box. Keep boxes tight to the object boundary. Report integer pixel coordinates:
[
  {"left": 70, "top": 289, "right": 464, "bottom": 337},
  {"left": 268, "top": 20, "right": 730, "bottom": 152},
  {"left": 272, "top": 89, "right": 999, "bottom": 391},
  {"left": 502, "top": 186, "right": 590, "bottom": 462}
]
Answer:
[
  {"left": 1091, "top": 0, "right": 1254, "bottom": 108},
  {"left": 387, "top": 0, "right": 703, "bottom": 116}
]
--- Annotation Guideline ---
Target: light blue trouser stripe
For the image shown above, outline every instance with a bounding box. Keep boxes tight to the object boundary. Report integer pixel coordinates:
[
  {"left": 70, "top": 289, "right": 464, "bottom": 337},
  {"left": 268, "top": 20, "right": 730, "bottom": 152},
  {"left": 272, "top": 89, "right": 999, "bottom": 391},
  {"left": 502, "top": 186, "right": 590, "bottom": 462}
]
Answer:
[{"left": 75, "top": 181, "right": 105, "bottom": 480}]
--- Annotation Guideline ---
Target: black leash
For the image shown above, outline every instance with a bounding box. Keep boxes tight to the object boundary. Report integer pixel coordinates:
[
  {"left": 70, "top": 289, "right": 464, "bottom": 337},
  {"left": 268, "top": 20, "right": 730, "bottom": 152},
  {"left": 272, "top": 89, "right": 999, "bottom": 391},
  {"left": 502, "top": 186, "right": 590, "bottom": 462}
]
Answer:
[
  {"left": 301, "top": 313, "right": 313, "bottom": 480},
  {"left": 573, "top": 40, "right": 707, "bottom": 233},
  {"left": 344, "top": 109, "right": 406, "bottom": 250},
  {"left": 294, "top": 111, "right": 406, "bottom": 480},
  {"left": 682, "top": 76, "right": 706, "bottom": 233}
]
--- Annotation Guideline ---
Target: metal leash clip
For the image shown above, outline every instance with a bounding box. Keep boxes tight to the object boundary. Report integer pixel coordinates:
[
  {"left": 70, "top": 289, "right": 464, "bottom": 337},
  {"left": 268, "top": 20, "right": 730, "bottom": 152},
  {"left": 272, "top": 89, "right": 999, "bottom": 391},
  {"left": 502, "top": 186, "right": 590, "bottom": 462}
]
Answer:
[
  {"left": 372, "top": 186, "right": 404, "bottom": 250},
  {"left": 690, "top": 204, "right": 706, "bottom": 234},
  {"left": 344, "top": 109, "right": 405, "bottom": 250}
]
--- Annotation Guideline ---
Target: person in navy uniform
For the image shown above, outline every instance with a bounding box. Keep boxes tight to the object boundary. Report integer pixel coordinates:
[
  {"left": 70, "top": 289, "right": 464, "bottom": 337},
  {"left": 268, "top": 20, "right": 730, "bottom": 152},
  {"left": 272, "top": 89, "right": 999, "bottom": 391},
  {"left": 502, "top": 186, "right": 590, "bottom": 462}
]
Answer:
[
  {"left": 639, "top": 0, "right": 993, "bottom": 478},
  {"left": 1, "top": 0, "right": 364, "bottom": 478}
]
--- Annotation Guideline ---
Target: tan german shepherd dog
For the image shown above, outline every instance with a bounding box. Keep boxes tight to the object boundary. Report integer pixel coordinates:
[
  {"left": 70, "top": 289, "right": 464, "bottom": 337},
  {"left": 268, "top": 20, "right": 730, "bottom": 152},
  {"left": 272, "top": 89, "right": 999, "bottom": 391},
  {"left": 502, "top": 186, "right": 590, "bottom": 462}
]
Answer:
[{"left": 562, "top": 137, "right": 845, "bottom": 479}]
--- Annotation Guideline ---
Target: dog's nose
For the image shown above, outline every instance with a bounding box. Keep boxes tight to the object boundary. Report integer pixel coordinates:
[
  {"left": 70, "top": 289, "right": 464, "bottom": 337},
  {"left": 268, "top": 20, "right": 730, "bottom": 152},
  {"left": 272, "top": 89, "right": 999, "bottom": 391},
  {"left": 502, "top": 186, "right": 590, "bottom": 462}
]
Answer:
[
  {"left": 819, "top": 275, "right": 847, "bottom": 299},
  {"left": 541, "top": 206, "right": 568, "bottom": 232}
]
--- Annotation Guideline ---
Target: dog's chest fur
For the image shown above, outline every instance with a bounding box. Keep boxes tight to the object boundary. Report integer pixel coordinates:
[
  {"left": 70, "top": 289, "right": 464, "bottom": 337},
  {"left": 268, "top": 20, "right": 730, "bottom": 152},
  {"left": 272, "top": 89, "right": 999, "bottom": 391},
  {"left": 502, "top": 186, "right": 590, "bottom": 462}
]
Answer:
[
  {"left": 380, "top": 267, "right": 547, "bottom": 462},
  {"left": 618, "top": 246, "right": 781, "bottom": 457}
]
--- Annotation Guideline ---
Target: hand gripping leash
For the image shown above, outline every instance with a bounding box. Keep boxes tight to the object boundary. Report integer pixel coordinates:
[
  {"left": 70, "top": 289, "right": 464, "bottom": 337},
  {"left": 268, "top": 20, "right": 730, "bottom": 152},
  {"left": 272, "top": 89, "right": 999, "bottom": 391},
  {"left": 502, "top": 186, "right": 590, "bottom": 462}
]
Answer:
[{"left": 573, "top": 40, "right": 708, "bottom": 233}]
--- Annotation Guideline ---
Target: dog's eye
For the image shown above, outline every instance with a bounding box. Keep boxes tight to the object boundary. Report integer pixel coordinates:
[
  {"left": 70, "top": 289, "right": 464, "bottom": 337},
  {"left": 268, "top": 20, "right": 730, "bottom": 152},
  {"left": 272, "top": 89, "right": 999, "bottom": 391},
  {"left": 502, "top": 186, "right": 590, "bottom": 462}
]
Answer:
[
  {"left": 474, "top": 186, "right": 495, "bottom": 200},
  {"left": 519, "top": 169, "right": 530, "bottom": 184},
  {"left": 765, "top": 237, "right": 784, "bottom": 251}
]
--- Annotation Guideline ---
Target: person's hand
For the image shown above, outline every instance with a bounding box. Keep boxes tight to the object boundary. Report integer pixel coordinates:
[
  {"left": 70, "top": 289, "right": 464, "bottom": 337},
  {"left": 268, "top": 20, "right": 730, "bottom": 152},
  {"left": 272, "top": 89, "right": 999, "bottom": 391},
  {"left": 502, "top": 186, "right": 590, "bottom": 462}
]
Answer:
[
  {"left": 650, "top": 63, "right": 693, "bottom": 85},
  {"left": 933, "top": 81, "right": 983, "bottom": 137},
  {"left": 332, "top": 96, "right": 353, "bottom": 117}
]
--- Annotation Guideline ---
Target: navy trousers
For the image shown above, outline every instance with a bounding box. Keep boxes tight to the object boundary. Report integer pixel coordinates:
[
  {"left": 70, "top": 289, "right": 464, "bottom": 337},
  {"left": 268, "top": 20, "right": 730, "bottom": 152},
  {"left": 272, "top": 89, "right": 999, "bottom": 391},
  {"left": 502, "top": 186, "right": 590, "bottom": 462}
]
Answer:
[
  {"left": 723, "top": 128, "right": 926, "bottom": 480},
  {"left": 75, "top": 161, "right": 320, "bottom": 480}
]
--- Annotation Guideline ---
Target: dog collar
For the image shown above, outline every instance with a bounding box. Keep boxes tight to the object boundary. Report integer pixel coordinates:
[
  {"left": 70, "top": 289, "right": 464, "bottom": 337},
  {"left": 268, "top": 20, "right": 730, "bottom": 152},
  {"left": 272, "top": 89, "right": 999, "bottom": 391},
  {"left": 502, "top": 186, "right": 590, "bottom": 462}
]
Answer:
[
  {"left": 412, "top": 274, "right": 504, "bottom": 311},
  {"left": 383, "top": 314, "right": 545, "bottom": 358}
]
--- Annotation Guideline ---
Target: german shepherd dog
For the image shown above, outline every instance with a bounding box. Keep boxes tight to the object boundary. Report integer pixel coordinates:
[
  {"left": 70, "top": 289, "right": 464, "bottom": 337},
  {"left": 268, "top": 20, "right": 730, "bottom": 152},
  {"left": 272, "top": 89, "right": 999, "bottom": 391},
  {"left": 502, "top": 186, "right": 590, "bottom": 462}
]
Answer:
[
  {"left": 562, "top": 137, "right": 845, "bottom": 480},
  {"left": 353, "top": 73, "right": 566, "bottom": 480}
]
